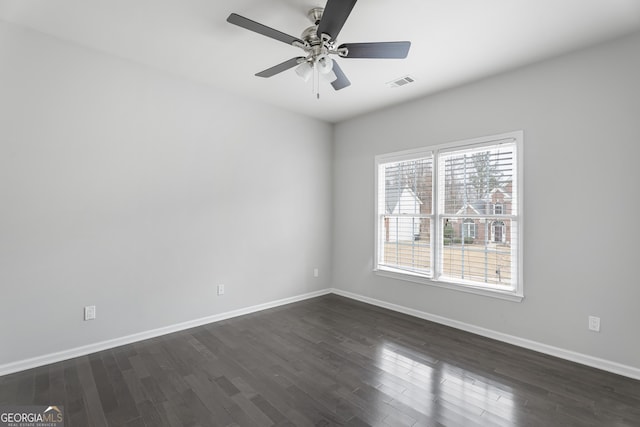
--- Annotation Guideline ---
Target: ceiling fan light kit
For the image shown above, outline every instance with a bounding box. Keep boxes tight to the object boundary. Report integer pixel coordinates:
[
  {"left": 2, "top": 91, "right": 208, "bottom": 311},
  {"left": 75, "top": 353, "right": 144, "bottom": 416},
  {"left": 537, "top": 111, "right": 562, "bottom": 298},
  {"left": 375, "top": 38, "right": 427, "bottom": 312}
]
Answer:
[
  {"left": 295, "top": 61, "right": 314, "bottom": 82},
  {"left": 317, "top": 56, "right": 334, "bottom": 74},
  {"left": 227, "top": 0, "right": 411, "bottom": 95}
]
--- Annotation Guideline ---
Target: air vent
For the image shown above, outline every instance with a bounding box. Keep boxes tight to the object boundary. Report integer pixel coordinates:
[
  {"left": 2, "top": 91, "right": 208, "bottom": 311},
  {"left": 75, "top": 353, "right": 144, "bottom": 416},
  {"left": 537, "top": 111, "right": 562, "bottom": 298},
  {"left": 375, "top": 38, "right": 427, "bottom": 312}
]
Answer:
[{"left": 388, "top": 75, "right": 415, "bottom": 88}]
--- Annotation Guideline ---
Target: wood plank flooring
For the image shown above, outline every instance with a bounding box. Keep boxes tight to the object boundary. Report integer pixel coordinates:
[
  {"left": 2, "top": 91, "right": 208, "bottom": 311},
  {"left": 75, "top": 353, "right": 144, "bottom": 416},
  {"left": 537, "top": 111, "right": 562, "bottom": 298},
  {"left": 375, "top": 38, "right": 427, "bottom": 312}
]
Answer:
[{"left": 1, "top": 294, "right": 639, "bottom": 426}]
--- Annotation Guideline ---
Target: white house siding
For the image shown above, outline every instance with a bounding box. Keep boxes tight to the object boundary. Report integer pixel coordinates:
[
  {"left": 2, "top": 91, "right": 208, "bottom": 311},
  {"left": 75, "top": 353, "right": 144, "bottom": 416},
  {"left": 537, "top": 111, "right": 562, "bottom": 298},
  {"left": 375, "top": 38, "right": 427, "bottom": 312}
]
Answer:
[{"left": 387, "top": 188, "right": 422, "bottom": 242}]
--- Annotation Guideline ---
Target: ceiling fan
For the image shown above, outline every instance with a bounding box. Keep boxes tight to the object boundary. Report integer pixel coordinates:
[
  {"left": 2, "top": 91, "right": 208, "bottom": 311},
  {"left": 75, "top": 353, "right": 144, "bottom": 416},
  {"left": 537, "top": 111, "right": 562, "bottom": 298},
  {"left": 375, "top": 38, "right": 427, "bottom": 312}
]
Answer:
[{"left": 227, "top": 0, "right": 411, "bottom": 94}]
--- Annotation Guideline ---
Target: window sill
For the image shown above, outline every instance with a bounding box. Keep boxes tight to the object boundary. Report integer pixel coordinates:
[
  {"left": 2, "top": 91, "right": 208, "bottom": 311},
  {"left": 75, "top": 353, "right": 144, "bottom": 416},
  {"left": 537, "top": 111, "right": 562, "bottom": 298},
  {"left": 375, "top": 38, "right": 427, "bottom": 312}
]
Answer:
[{"left": 374, "top": 268, "right": 524, "bottom": 302}]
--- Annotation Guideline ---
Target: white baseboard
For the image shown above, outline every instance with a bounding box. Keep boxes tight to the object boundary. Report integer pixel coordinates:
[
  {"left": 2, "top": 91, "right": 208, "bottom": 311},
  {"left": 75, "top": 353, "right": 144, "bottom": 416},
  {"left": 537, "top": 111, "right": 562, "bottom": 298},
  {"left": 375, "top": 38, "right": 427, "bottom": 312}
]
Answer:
[
  {"left": 330, "top": 288, "right": 640, "bottom": 381},
  {"left": 3, "top": 287, "right": 639, "bottom": 381},
  {"left": 0, "top": 289, "right": 332, "bottom": 377}
]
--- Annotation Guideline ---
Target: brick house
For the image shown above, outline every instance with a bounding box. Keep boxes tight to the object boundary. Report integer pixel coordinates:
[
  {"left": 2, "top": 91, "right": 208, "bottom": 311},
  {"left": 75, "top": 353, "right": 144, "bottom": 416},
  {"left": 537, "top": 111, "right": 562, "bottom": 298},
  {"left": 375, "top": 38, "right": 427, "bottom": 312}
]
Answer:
[{"left": 451, "top": 185, "right": 512, "bottom": 244}]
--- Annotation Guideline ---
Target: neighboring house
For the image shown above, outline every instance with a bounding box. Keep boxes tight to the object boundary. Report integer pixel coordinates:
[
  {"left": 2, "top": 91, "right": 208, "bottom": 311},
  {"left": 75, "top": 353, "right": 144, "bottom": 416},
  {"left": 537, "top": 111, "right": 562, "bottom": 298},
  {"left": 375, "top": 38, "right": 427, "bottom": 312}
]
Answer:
[
  {"left": 452, "top": 185, "right": 512, "bottom": 244},
  {"left": 384, "top": 187, "right": 423, "bottom": 241}
]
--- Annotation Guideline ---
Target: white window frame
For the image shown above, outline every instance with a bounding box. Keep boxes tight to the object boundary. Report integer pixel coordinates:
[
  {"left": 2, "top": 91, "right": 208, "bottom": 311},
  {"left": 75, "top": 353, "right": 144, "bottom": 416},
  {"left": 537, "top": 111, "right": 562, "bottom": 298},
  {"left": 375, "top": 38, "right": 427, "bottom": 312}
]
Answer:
[
  {"left": 374, "top": 131, "right": 524, "bottom": 302},
  {"left": 494, "top": 203, "right": 504, "bottom": 215},
  {"left": 463, "top": 219, "right": 476, "bottom": 239}
]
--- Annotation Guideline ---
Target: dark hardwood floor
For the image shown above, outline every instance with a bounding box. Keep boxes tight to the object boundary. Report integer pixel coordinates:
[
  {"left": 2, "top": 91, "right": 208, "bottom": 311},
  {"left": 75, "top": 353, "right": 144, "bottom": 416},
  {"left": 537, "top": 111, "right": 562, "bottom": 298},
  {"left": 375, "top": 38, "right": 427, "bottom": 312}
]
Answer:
[{"left": 1, "top": 294, "right": 639, "bottom": 426}]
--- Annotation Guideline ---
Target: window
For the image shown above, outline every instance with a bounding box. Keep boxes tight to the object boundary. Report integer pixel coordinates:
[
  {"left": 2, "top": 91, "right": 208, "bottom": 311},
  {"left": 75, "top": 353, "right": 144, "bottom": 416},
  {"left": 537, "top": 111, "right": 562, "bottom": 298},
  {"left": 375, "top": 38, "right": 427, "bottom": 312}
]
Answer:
[
  {"left": 375, "top": 131, "right": 523, "bottom": 301},
  {"left": 492, "top": 220, "right": 506, "bottom": 243},
  {"left": 376, "top": 154, "right": 433, "bottom": 276},
  {"left": 463, "top": 219, "right": 476, "bottom": 239}
]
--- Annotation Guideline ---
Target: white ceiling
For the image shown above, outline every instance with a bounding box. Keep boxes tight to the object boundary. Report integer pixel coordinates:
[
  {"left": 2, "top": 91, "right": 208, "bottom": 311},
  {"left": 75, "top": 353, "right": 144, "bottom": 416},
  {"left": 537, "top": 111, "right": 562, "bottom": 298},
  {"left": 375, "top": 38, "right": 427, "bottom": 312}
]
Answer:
[{"left": 1, "top": 0, "right": 640, "bottom": 123}]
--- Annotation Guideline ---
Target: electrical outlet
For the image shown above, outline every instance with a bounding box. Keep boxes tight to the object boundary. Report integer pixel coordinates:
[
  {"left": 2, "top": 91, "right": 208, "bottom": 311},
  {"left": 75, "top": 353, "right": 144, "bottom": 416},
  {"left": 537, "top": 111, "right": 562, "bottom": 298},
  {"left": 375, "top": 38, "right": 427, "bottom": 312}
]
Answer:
[
  {"left": 217, "top": 284, "right": 225, "bottom": 296},
  {"left": 313, "top": 268, "right": 319, "bottom": 278},
  {"left": 84, "top": 305, "right": 96, "bottom": 321},
  {"left": 588, "top": 315, "right": 600, "bottom": 332}
]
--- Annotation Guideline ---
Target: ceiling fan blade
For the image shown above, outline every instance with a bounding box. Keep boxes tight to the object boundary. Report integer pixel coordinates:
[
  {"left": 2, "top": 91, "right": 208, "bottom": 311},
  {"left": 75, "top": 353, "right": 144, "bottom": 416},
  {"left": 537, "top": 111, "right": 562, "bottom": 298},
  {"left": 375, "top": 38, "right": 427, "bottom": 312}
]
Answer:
[
  {"left": 317, "top": 0, "right": 358, "bottom": 41},
  {"left": 330, "top": 60, "right": 351, "bottom": 90},
  {"left": 255, "top": 57, "right": 305, "bottom": 78},
  {"left": 227, "top": 13, "right": 305, "bottom": 46},
  {"left": 339, "top": 41, "right": 411, "bottom": 59}
]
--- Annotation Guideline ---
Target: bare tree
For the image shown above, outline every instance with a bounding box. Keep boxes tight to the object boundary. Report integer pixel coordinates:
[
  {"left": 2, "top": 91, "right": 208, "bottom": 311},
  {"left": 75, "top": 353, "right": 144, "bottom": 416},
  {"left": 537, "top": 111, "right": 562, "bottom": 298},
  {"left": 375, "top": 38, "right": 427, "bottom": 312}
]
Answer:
[{"left": 469, "top": 151, "right": 505, "bottom": 201}]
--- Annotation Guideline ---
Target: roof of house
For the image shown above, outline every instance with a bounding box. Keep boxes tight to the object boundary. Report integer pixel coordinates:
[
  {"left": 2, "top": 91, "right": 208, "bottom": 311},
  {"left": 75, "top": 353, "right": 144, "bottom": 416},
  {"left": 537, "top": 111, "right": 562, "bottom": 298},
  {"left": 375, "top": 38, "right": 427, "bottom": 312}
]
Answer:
[
  {"left": 385, "top": 187, "right": 422, "bottom": 214},
  {"left": 455, "top": 189, "right": 511, "bottom": 216},
  {"left": 490, "top": 187, "right": 512, "bottom": 199}
]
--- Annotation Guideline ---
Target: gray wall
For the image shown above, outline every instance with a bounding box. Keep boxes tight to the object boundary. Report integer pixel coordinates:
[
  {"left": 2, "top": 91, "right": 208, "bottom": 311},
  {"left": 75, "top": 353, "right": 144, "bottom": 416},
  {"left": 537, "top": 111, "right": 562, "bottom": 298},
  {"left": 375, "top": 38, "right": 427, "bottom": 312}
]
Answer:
[
  {"left": 0, "top": 21, "right": 333, "bottom": 366},
  {"left": 333, "top": 32, "right": 640, "bottom": 369}
]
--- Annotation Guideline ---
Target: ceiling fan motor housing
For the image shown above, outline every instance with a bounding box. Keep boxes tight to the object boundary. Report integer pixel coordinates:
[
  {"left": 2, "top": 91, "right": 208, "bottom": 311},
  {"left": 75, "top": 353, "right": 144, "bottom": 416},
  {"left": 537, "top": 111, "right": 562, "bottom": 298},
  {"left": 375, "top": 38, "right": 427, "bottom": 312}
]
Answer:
[
  {"left": 300, "top": 8, "right": 334, "bottom": 64},
  {"left": 301, "top": 26, "right": 321, "bottom": 45}
]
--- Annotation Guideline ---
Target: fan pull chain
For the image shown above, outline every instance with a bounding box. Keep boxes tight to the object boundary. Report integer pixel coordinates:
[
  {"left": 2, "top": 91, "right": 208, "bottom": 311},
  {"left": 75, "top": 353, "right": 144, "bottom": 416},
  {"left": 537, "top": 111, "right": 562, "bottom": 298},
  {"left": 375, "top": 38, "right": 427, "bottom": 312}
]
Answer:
[{"left": 315, "top": 64, "right": 320, "bottom": 99}]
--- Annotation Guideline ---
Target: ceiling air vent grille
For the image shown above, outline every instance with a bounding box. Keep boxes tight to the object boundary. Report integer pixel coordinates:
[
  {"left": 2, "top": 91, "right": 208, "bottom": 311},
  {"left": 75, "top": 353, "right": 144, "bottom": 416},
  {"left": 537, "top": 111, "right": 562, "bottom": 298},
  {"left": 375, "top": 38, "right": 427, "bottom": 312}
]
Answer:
[{"left": 388, "top": 75, "right": 415, "bottom": 88}]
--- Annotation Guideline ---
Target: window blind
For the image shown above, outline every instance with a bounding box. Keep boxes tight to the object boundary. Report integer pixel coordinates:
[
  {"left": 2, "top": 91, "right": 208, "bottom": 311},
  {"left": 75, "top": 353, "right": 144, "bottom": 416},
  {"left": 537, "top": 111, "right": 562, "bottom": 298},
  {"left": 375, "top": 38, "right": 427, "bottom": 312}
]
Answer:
[
  {"left": 438, "top": 140, "right": 518, "bottom": 287},
  {"left": 377, "top": 154, "right": 433, "bottom": 277}
]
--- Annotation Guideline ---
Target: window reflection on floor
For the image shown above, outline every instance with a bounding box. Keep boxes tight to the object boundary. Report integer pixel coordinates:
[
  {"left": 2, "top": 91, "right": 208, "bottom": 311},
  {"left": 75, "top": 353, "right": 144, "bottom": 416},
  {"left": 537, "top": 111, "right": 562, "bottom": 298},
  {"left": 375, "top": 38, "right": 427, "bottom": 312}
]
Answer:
[{"left": 375, "top": 343, "right": 516, "bottom": 425}]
